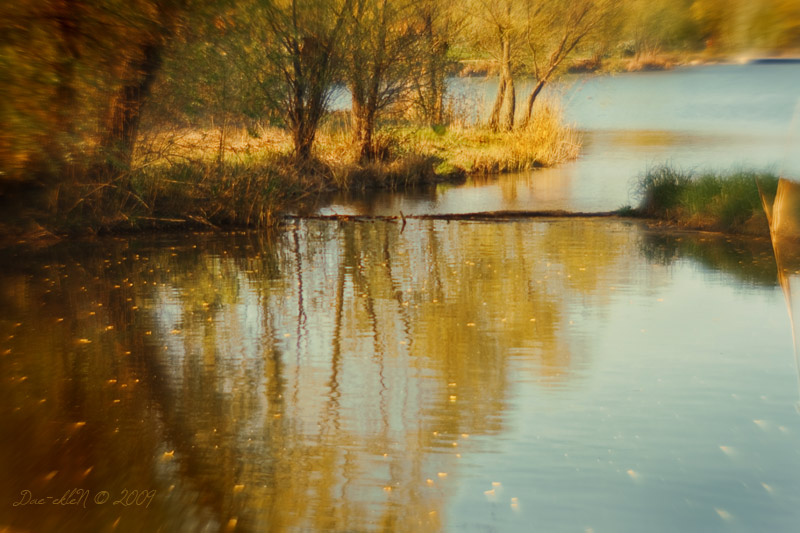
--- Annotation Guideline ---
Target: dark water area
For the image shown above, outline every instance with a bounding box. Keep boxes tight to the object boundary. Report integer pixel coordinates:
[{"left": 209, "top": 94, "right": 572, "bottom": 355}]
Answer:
[{"left": 1, "top": 221, "right": 799, "bottom": 532}]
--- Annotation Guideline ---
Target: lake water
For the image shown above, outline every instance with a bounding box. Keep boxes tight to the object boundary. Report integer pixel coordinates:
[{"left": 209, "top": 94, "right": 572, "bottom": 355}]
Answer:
[
  {"left": 322, "top": 64, "right": 800, "bottom": 215},
  {"left": 1, "top": 221, "right": 799, "bottom": 532},
  {"left": 3, "top": 65, "right": 800, "bottom": 533}
]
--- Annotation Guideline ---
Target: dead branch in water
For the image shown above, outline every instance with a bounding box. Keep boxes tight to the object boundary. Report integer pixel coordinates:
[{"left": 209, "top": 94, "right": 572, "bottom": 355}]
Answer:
[{"left": 284, "top": 210, "right": 621, "bottom": 223}]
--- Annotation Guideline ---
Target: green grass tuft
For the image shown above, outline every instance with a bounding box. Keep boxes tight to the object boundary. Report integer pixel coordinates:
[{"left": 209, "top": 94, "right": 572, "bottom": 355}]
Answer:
[
  {"left": 635, "top": 163, "right": 779, "bottom": 234},
  {"left": 637, "top": 164, "right": 693, "bottom": 216}
]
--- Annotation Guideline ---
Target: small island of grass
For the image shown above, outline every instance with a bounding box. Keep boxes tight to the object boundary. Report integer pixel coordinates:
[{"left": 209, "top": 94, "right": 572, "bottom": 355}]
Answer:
[{"left": 627, "top": 164, "right": 780, "bottom": 236}]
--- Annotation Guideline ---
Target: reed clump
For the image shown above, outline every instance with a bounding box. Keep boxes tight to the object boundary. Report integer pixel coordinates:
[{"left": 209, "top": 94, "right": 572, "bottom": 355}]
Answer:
[
  {"left": 15, "top": 128, "right": 323, "bottom": 234},
  {"left": 635, "top": 164, "right": 779, "bottom": 235},
  {"left": 130, "top": 158, "right": 322, "bottom": 229}
]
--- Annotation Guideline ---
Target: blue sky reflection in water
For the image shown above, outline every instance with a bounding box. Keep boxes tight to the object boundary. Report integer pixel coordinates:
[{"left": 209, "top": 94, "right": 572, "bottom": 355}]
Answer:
[{"left": 1, "top": 220, "right": 799, "bottom": 531}]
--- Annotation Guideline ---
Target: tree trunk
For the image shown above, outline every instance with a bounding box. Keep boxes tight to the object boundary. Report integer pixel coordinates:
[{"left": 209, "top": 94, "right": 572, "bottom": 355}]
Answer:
[
  {"left": 359, "top": 112, "right": 374, "bottom": 161},
  {"left": 488, "top": 77, "right": 507, "bottom": 132},
  {"left": 97, "top": 41, "right": 164, "bottom": 179},
  {"left": 352, "top": 98, "right": 376, "bottom": 162},
  {"left": 501, "top": 76, "right": 515, "bottom": 131},
  {"left": 293, "top": 122, "right": 315, "bottom": 162},
  {"left": 288, "top": 79, "right": 318, "bottom": 162},
  {"left": 351, "top": 90, "right": 366, "bottom": 157},
  {"left": 428, "top": 41, "right": 445, "bottom": 124},
  {"left": 489, "top": 35, "right": 514, "bottom": 132},
  {"left": 522, "top": 80, "right": 546, "bottom": 128},
  {"left": 433, "top": 68, "right": 445, "bottom": 124},
  {"left": 427, "top": 55, "right": 442, "bottom": 125},
  {"left": 499, "top": 35, "right": 515, "bottom": 131},
  {"left": 420, "top": 13, "right": 446, "bottom": 125},
  {"left": 350, "top": 79, "right": 379, "bottom": 162}
]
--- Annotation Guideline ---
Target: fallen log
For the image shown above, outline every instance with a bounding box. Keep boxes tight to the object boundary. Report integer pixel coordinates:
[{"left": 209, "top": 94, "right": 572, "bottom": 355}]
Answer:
[{"left": 284, "top": 210, "right": 621, "bottom": 222}]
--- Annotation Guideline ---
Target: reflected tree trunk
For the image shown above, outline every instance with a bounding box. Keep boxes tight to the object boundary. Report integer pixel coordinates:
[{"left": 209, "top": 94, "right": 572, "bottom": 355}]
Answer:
[
  {"left": 326, "top": 242, "right": 346, "bottom": 431},
  {"left": 292, "top": 226, "right": 307, "bottom": 360}
]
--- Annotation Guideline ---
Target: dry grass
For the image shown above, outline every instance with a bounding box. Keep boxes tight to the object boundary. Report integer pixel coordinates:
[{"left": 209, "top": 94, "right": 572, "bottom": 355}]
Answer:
[
  {"left": 391, "top": 95, "right": 581, "bottom": 174},
  {"left": 6, "top": 94, "right": 581, "bottom": 235},
  {"left": 129, "top": 95, "right": 581, "bottom": 208},
  {"left": 624, "top": 53, "right": 676, "bottom": 71},
  {"left": 130, "top": 157, "right": 322, "bottom": 229},
  {"left": 134, "top": 124, "right": 295, "bottom": 168},
  {"left": 24, "top": 126, "right": 327, "bottom": 233}
]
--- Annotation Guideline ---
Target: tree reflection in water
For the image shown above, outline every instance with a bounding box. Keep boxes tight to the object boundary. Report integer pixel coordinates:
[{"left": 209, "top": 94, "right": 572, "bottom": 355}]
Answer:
[{"left": 0, "top": 219, "right": 660, "bottom": 531}]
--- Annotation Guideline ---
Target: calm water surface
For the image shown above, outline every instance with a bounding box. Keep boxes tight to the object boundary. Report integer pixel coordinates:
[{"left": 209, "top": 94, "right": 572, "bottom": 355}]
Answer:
[
  {"left": 321, "top": 64, "right": 800, "bottom": 215},
  {"left": 2, "top": 220, "right": 799, "bottom": 532}
]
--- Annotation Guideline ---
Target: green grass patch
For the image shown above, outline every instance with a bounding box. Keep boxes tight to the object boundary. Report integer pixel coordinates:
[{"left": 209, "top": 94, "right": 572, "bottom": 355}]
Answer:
[{"left": 635, "top": 164, "right": 779, "bottom": 234}]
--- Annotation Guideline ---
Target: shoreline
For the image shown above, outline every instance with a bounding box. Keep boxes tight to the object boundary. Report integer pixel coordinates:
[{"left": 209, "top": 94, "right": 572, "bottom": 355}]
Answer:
[
  {"left": 0, "top": 115, "right": 580, "bottom": 244},
  {"left": 456, "top": 52, "right": 800, "bottom": 77},
  {"left": 1, "top": 205, "right": 776, "bottom": 253}
]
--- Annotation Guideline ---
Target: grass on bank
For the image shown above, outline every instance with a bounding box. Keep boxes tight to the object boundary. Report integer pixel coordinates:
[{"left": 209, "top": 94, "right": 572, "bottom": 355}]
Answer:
[
  {"left": 10, "top": 154, "right": 321, "bottom": 238},
  {"left": 633, "top": 164, "right": 779, "bottom": 235},
  {"left": 311, "top": 94, "right": 580, "bottom": 185},
  {"left": 1, "top": 97, "right": 580, "bottom": 239},
  {"left": 129, "top": 98, "right": 577, "bottom": 225}
]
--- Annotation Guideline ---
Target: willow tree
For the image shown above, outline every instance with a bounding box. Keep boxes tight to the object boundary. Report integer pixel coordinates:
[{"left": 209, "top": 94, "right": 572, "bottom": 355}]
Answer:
[
  {"left": 408, "top": 0, "right": 462, "bottom": 125},
  {"left": 520, "top": 0, "right": 616, "bottom": 127},
  {"left": 256, "top": 0, "right": 352, "bottom": 162},
  {"left": 465, "top": 0, "right": 524, "bottom": 131},
  {"left": 345, "top": 0, "right": 424, "bottom": 161}
]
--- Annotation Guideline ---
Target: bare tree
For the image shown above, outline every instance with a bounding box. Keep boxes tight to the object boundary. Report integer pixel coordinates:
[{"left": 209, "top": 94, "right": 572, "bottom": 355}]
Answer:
[
  {"left": 408, "top": 0, "right": 462, "bottom": 125},
  {"left": 345, "top": 0, "right": 424, "bottom": 161},
  {"left": 465, "top": 0, "right": 522, "bottom": 132},
  {"left": 258, "top": 0, "right": 352, "bottom": 162},
  {"left": 520, "top": 0, "right": 612, "bottom": 128}
]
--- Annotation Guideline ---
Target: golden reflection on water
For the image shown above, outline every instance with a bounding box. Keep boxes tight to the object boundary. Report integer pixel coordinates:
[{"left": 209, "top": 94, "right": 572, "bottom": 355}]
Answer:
[
  {"left": 0, "top": 221, "right": 714, "bottom": 531},
  {"left": 606, "top": 129, "right": 687, "bottom": 148},
  {"left": 760, "top": 177, "right": 800, "bottom": 412}
]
